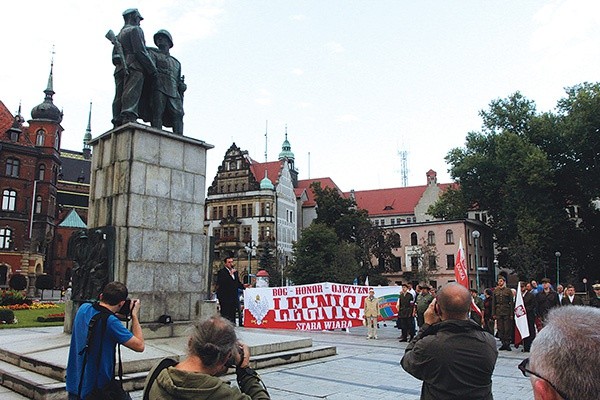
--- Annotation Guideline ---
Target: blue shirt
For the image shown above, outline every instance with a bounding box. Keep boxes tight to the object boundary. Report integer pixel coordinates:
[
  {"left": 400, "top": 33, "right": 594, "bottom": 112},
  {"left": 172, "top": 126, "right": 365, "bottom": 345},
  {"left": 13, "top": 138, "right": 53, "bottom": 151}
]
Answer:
[{"left": 66, "top": 303, "right": 133, "bottom": 397}]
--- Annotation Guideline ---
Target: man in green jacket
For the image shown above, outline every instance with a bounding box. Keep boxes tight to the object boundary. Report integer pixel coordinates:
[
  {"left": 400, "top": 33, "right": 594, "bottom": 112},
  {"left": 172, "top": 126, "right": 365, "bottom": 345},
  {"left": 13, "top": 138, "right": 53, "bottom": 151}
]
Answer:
[{"left": 144, "top": 316, "right": 270, "bottom": 399}]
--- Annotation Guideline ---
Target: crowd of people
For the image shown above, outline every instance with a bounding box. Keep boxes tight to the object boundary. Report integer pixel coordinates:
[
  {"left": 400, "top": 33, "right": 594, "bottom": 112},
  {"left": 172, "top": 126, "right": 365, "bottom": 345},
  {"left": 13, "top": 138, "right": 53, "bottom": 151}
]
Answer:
[{"left": 65, "top": 272, "right": 599, "bottom": 400}]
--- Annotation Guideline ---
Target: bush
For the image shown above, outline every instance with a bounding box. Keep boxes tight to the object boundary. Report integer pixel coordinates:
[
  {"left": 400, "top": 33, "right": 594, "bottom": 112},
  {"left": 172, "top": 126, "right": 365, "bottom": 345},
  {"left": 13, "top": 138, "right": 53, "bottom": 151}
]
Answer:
[
  {"left": 0, "top": 289, "right": 26, "bottom": 306},
  {"left": 0, "top": 309, "right": 15, "bottom": 324},
  {"left": 9, "top": 274, "right": 27, "bottom": 291},
  {"left": 35, "top": 274, "right": 54, "bottom": 290}
]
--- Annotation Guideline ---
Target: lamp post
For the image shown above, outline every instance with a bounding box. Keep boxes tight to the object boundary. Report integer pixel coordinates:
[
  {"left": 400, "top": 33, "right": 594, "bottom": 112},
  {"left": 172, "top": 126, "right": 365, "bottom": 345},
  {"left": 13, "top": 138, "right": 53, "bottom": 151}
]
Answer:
[
  {"left": 555, "top": 251, "right": 561, "bottom": 286},
  {"left": 493, "top": 258, "right": 498, "bottom": 283},
  {"left": 244, "top": 241, "right": 256, "bottom": 285},
  {"left": 472, "top": 230, "right": 480, "bottom": 293}
]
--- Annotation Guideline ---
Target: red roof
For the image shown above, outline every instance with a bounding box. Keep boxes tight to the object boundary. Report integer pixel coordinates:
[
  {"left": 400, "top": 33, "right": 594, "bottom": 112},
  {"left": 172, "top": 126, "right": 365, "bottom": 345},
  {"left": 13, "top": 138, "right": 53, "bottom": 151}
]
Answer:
[
  {"left": 296, "top": 177, "right": 342, "bottom": 207},
  {"left": 249, "top": 160, "right": 283, "bottom": 185},
  {"left": 0, "top": 101, "right": 14, "bottom": 135},
  {"left": 347, "top": 183, "right": 455, "bottom": 217}
]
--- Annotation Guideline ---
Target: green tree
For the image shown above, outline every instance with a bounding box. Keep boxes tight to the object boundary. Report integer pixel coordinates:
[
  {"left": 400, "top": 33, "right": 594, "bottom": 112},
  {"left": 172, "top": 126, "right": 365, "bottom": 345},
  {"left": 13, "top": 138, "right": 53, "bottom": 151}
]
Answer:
[
  {"left": 436, "top": 91, "right": 588, "bottom": 280},
  {"left": 288, "top": 223, "right": 360, "bottom": 284},
  {"left": 310, "top": 182, "right": 399, "bottom": 281},
  {"left": 258, "top": 241, "right": 281, "bottom": 287}
]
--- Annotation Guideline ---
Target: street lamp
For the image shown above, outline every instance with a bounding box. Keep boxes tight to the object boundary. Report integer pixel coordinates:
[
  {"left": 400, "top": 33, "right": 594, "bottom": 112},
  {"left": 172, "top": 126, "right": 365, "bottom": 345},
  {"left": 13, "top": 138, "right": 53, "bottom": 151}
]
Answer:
[
  {"left": 555, "top": 251, "right": 561, "bottom": 286},
  {"left": 244, "top": 241, "right": 257, "bottom": 285},
  {"left": 493, "top": 258, "right": 499, "bottom": 283},
  {"left": 472, "top": 230, "right": 480, "bottom": 293}
]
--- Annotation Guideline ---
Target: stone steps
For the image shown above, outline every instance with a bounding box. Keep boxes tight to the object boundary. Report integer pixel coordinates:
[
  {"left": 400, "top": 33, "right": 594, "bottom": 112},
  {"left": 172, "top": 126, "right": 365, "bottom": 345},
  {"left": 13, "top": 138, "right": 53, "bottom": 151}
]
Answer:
[{"left": 0, "top": 330, "right": 336, "bottom": 400}]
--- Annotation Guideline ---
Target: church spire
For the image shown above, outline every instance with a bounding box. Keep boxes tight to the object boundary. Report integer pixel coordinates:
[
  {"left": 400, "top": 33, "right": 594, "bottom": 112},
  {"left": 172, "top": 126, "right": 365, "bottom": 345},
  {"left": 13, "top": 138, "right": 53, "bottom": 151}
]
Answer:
[
  {"left": 83, "top": 101, "right": 92, "bottom": 159},
  {"left": 30, "top": 47, "right": 63, "bottom": 123}
]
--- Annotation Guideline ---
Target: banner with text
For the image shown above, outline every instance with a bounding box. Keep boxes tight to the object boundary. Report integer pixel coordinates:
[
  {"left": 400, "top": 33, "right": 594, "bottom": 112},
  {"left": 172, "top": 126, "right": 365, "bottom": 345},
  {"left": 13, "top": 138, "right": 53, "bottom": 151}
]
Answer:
[{"left": 243, "top": 282, "right": 401, "bottom": 330}]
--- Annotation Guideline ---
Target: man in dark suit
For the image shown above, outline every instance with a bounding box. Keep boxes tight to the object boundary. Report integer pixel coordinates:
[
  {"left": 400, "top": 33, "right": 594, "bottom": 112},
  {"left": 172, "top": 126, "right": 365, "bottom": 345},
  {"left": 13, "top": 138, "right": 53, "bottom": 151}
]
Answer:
[
  {"left": 215, "top": 257, "right": 245, "bottom": 325},
  {"left": 561, "top": 284, "right": 584, "bottom": 306},
  {"left": 397, "top": 284, "right": 415, "bottom": 342}
]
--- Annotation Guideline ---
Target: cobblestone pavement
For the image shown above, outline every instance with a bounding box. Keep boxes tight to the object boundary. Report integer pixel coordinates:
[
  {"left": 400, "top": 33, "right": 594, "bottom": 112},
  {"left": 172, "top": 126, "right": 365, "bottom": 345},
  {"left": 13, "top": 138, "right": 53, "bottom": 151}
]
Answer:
[{"left": 130, "top": 323, "right": 533, "bottom": 400}]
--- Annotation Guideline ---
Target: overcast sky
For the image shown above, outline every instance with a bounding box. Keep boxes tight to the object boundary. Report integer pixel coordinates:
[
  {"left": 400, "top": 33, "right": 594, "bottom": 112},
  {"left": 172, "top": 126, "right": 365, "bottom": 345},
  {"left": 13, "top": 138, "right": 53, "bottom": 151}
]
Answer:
[{"left": 2, "top": 0, "right": 600, "bottom": 191}]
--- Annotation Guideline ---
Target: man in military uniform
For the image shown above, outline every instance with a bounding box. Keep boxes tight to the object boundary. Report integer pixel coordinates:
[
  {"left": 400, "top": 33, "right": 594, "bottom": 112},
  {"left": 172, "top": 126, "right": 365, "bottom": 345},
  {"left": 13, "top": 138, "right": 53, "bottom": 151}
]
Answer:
[
  {"left": 116, "top": 9, "right": 157, "bottom": 125},
  {"left": 149, "top": 29, "right": 186, "bottom": 134},
  {"left": 590, "top": 283, "right": 600, "bottom": 308},
  {"left": 492, "top": 276, "right": 514, "bottom": 350},
  {"left": 415, "top": 285, "right": 434, "bottom": 329}
]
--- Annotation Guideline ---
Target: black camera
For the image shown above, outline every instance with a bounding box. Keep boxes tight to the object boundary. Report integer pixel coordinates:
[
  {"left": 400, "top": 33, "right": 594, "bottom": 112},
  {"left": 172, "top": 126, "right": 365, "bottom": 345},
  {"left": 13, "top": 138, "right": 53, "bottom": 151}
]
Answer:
[
  {"left": 117, "top": 299, "right": 134, "bottom": 321},
  {"left": 225, "top": 343, "right": 244, "bottom": 368}
]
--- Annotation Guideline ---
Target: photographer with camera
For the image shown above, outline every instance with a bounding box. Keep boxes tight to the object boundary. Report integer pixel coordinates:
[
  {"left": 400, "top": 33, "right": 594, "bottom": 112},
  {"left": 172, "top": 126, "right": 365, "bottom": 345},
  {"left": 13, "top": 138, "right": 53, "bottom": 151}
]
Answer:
[
  {"left": 66, "top": 281, "right": 144, "bottom": 399},
  {"left": 143, "top": 315, "right": 270, "bottom": 400},
  {"left": 401, "top": 283, "right": 498, "bottom": 399}
]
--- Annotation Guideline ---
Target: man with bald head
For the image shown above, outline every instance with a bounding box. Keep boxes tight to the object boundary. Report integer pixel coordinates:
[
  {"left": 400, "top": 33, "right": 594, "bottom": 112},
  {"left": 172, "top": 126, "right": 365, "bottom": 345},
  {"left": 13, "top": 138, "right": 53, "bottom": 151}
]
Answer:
[{"left": 401, "top": 283, "right": 498, "bottom": 399}]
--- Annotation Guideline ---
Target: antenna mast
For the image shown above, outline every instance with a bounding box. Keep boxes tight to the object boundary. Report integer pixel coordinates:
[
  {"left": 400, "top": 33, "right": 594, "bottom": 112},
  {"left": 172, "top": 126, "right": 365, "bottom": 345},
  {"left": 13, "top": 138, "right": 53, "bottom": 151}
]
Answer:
[
  {"left": 264, "top": 120, "right": 268, "bottom": 162},
  {"left": 399, "top": 148, "right": 408, "bottom": 187}
]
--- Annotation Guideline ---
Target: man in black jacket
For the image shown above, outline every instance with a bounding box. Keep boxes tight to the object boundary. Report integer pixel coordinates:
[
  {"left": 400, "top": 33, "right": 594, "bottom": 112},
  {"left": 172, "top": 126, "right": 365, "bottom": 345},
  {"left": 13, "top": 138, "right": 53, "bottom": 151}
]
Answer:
[
  {"left": 521, "top": 282, "right": 537, "bottom": 352},
  {"left": 216, "top": 257, "right": 245, "bottom": 325},
  {"left": 535, "top": 277, "right": 560, "bottom": 325},
  {"left": 401, "top": 283, "right": 498, "bottom": 400}
]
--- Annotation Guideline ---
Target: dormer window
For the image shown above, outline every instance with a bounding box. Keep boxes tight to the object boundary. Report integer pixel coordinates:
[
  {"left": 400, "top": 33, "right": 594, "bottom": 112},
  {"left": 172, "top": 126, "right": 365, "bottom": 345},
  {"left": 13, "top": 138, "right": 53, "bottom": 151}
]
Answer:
[{"left": 36, "top": 129, "right": 45, "bottom": 146}]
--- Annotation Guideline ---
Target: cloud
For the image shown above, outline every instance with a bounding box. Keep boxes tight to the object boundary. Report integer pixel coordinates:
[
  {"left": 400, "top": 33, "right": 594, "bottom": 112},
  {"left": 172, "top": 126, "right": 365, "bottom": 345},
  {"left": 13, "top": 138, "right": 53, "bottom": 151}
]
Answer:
[
  {"left": 335, "top": 114, "right": 359, "bottom": 123},
  {"left": 291, "top": 68, "right": 304, "bottom": 75},
  {"left": 255, "top": 89, "right": 272, "bottom": 106},
  {"left": 325, "top": 41, "right": 344, "bottom": 54}
]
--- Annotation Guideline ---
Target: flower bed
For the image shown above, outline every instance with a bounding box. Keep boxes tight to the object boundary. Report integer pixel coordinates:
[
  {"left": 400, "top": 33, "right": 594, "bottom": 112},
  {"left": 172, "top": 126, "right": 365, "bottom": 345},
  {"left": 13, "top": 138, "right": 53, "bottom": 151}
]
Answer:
[
  {"left": 0, "top": 302, "right": 59, "bottom": 311},
  {"left": 37, "top": 312, "right": 65, "bottom": 323}
]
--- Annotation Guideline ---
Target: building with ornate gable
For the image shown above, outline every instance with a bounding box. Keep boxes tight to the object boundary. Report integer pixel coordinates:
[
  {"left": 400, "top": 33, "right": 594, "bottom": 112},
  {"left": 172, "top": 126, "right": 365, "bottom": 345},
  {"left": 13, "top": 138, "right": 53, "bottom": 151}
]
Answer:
[{"left": 204, "top": 137, "right": 298, "bottom": 284}]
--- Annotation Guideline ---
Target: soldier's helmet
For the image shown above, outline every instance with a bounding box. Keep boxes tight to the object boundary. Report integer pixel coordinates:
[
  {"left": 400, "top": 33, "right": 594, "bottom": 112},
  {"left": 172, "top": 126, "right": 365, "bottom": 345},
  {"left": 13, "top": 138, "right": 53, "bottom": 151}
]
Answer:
[
  {"left": 123, "top": 8, "right": 143, "bottom": 21},
  {"left": 154, "top": 29, "right": 174, "bottom": 48}
]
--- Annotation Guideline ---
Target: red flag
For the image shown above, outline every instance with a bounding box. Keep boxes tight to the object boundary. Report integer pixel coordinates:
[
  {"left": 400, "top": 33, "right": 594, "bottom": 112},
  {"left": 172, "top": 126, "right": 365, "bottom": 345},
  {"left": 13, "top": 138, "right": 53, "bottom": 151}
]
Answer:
[{"left": 454, "top": 239, "right": 468, "bottom": 287}]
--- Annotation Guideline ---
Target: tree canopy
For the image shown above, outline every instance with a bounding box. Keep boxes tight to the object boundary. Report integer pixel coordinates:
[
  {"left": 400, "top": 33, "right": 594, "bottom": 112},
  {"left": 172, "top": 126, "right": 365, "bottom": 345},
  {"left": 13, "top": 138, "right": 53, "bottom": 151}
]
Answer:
[
  {"left": 430, "top": 86, "right": 600, "bottom": 283},
  {"left": 288, "top": 182, "right": 400, "bottom": 285}
]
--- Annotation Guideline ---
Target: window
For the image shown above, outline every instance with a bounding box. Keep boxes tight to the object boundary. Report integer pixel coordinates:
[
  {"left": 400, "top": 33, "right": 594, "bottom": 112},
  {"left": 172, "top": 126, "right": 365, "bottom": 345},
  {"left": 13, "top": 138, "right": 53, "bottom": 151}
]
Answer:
[
  {"left": 468, "top": 229, "right": 471, "bottom": 245},
  {"left": 262, "top": 202, "right": 271, "bottom": 216},
  {"left": 36, "top": 129, "right": 45, "bottom": 146},
  {"left": 411, "top": 256, "right": 419, "bottom": 268},
  {"left": 5, "top": 158, "right": 20, "bottom": 177},
  {"left": 427, "top": 231, "right": 435, "bottom": 245},
  {"left": 213, "top": 228, "right": 222, "bottom": 239},
  {"left": 447, "top": 254, "right": 455, "bottom": 269},
  {"left": 2, "top": 190, "right": 17, "bottom": 211},
  {"left": 217, "top": 206, "right": 223, "bottom": 219},
  {"left": 243, "top": 226, "right": 251, "bottom": 241},
  {"left": 35, "top": 196, "right": 43, "bottom": 214},
  {"left": 410, "top": 232, "right": 418, "bottom": 246},
  {"left": 37, "top": 164, "right": 46, "bottom": 180},
  {"left": 211, "top": 206, "right": 217, "bottom": 220},
  {"left": 232, "top": 205, "right": 238, "bottom": 218},
  {"left": 428, "top": 255, "right": 437, "bottom": 269},
  {"left": 226, "top": 205, "right": 232, "bottom": 217},
  {"left": 0, "top": 228, "right": 12, "bottom": 249},
  {"left": 445, "top": 229, "right": 454, "bottom": 244}
]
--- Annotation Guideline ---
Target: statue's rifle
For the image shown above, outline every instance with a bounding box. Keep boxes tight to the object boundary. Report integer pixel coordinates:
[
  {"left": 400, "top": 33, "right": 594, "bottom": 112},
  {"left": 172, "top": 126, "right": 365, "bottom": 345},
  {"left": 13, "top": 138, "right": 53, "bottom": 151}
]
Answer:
[{"left": 105, "top": 30, "right": 129, "bottom": 76}]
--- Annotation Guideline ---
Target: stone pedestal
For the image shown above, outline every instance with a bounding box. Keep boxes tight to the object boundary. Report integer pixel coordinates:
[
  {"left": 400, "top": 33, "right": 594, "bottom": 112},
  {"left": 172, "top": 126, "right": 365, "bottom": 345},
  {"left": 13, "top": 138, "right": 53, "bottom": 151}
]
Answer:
[{"left": 87, "top": 122, "right": 213, "bottom": 327}]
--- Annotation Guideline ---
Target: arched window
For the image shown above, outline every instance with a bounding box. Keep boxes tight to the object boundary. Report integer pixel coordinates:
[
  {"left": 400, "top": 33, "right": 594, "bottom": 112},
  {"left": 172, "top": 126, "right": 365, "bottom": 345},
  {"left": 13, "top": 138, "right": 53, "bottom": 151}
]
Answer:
[
  {"left": 445, "top": 229, "right": 454, "bottom": 244},
  {"left": 410, "top": 232, "right": 418, "bottom": 246},
  {"left": 427, "top": 231, "right": 435, "bottom": 245},
  {"left": 35, "top": 196, "right": 43, "bottom": 214},
  {"left": 36, "top": 129, "right": 45, "bottom": 146},
  {"left": 54, "top": 131, "right": 60, "bottom": 150},
  {"left": 37, "top": 164, "right": 46, "bottom": 180},
  {"left": 0, "top": 228, "right": 12, "bottom": 249},
  {"left": 2, "top": 190, "right": 17, "bottom": 211},
  {"left": 5, "top": 158, "right": 20, "bottom": 177}
]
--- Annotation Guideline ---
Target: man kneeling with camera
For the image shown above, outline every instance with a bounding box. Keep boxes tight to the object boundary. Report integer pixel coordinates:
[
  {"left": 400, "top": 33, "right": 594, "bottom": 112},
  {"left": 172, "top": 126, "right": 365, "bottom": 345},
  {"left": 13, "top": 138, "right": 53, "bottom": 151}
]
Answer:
[{"left": 144, "top": 316, "right": 270, "bottom": 399}]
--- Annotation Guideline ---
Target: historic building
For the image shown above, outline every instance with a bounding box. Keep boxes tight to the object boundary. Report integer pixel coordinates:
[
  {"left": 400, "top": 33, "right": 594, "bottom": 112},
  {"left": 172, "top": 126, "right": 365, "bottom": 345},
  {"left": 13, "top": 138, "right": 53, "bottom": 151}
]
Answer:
[
  {"left": 0, "top": 68, "right": 92, "bottom": 290},
  {"left": 348, "top": 170, "right": 495, "bottom": 289},
  {"left": 204, "top": 137, "right": 298, "bottom": 284}
]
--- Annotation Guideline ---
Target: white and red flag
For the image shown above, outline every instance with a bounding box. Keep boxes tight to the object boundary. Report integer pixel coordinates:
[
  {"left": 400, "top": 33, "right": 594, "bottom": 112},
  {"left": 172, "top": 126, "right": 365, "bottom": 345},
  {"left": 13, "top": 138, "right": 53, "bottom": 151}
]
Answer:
[
  {"left": 514, "top": 281, "right": 530, "bottom": 346},
  {"left": 454, "top": 238, "right": 468, "bottom": 287},
  {"left": 454, "top": 238, "right": 483, "bottom": 321}
]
